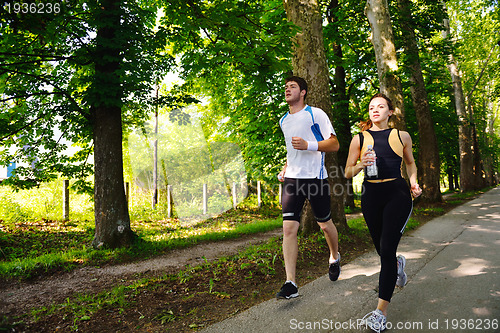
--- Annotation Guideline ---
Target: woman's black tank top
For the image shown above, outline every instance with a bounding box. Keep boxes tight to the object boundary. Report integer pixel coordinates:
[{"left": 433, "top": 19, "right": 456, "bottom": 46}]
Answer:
[{"left": 359, "top": 128, "right": 404, "bottom": 180}]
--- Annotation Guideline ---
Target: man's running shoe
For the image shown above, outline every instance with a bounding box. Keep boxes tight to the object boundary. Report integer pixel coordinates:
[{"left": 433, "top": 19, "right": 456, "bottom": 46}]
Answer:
[
  {"left": 329, "top": 253, "right": 341, "bottom": 281},
  {"left": 276, "top": 281, "right": 298, "bottom": 299},
  {"left": 396, "top": 254, "right": 407, "bottom": 287},
  {"left": 362, "top": 309, "right": 387, "bottom": 332}
]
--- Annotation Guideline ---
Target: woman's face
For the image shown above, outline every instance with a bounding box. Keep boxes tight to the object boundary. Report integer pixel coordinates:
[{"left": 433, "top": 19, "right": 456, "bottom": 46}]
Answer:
[{"left": 369, "top": 97, "right": 393, "bottom": 123}]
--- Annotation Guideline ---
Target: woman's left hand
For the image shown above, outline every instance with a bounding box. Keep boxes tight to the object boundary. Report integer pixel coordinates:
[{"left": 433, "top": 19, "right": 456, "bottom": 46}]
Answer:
[{"left": 411, "top": 183, "right": 422, "bottom": 198}]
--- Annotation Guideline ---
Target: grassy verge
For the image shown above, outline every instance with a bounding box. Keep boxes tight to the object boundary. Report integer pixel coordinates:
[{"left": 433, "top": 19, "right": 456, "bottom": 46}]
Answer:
[{"left": 0, "top": 206, "right": 282, "bottom": 280}]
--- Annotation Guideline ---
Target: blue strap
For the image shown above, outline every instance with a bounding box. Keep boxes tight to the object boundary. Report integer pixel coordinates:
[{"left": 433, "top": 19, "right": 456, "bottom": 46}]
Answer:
[
  {"left": 305, "top": 105, "right": 315, "bottom": 123},
  {"left": 305, "top": 106, "right": 324, "bottom": 142},
  {"left": 306, "top": 106, "right": 325, "bottom": 178}
]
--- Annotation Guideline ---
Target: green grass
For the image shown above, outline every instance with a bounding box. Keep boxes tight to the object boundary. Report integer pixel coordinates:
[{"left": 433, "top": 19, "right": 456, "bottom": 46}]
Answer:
[
  {"left": 0, "top": 208, "right": 283, "bottom": 280},
  {"left": 0, "top": 182, "right": 284, "bottom": 280}
]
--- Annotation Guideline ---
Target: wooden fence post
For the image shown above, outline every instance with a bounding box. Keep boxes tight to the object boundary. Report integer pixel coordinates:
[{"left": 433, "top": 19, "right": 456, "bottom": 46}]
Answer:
[
  {"left": 203, "top": 183, "right": 208, "bottom": 214},
  {"left": 257, "top": 180, "right": 261, "bottom": 208},
  {"left": 124, "top": 182, "right": 130, "bottom": 206},
  {"left": 232, "top": 182, "right": 237, "bottom": 209},
  {"left": 63, "top": 180, "right": 69, "bottom": 221},
  {"left": 167, "top": 185, "right": 172, "bottom": 218}
]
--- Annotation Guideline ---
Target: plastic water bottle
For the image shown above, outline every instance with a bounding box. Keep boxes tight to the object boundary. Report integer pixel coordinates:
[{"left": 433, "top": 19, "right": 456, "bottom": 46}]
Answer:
[{"left": 366, "top": 145, "right": 378, "bottom": 177}]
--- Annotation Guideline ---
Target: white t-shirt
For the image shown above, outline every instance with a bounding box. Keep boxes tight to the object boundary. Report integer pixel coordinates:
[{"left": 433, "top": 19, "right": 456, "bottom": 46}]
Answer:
[{"left": 279, "top": 105, "right": 336, "bottom": 179}]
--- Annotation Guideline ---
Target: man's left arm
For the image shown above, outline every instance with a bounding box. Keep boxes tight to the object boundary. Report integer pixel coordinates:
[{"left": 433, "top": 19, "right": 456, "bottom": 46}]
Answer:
[{"left": 318, "top": 134, "right": 339, "bottom": 152}]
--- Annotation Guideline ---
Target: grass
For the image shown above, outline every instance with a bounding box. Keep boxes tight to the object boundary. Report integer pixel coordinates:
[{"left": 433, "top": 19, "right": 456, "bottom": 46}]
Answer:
[{"left": 0, "top": 205, "right": 283, "bottom": 280}]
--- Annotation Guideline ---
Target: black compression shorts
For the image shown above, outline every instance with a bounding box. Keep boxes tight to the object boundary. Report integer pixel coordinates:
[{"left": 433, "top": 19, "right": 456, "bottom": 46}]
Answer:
[{"left": 281, "top": 178, "right": 331, "bottom": 223}]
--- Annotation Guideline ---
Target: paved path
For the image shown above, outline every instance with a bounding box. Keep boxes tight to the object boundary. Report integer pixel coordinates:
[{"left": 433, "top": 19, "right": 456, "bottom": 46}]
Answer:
[{"left": 202, "top": 186, "right": 500, "bottom": 332}]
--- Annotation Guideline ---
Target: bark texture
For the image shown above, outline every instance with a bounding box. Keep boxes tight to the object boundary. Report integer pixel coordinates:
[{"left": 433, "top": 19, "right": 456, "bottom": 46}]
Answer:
[
  {"left": 91, "top": 0, "right": 135, "bottom": 249},
  {"left": 284, "top": 0, "right": 348, "bottom": 233},
  {"left": 365, "top": 0, "right": 406, "bottom": 130},
  {"left": 397, "top": 0, "right": 442, "bottom": 202},
  {"left": 328, "top": 0, "right": 355, "bottom": 209},
  {"left": 442, "top": 9, "right": 475, "bottom": 192}
]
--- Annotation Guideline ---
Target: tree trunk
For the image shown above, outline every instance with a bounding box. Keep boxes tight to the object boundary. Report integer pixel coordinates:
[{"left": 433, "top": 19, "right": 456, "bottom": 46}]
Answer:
[
  {"left": 441, "top": 5, "right": 475, "bottom": 192},
  {"left": 365, "top": 0, "right": 406, "bottom": 130},
  {"left": 471, "top": 121, "right": 487, "bottom": 188},
  {"left": 91, "top": 0, "right": 135, "bottom": 249},
  {"left": 397, "top": 0, "right": 442, "bottom": 203},
  {"left": 447, "top": 167, "right": 454, "bottom": 191},
  {"left": 483, "top": 107, "right": 497, "bottom": 186},
  {"left": 327, "top": 0, "right": 355, "bottom": 210},
  {"left": 283, "top": 0, "right": 348, "bottom": 234},
  {"left": 465, "top": 43, "right": 498, "bottom": 189}
]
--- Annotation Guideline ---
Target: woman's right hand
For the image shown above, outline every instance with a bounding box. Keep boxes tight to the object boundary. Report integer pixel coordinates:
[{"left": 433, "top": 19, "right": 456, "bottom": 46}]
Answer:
[{"left": 360, "top": 150, "right": 376, "bottom": 167}]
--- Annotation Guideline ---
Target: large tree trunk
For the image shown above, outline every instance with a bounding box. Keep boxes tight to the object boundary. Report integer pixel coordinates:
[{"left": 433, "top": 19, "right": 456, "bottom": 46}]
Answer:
[
  {"left": 327, "top": 0, "right": 355, "bottom": 210},
  {"left": 365, "top": 0, "right": 406, "bottom": 130},
  {"left": 91, "top": 0, "right": 135, "bottom": 249},
  {"left": 283, "top": 0, "right": 348, "bottom": 233},
  {"left": 466, "top": 43, "right": 498, "bottom": 189},
  {"left": 397, "top": 0, "right": 442, "bottom": 203},
  {"left": 471, "top": 121, "right": 487, "bottom": 188},
  {"left": 483, "top": 107, "right": 498, "bottom": 186},
  {"left": 441, "top": 4, "right": 475, "bottom": 192}
]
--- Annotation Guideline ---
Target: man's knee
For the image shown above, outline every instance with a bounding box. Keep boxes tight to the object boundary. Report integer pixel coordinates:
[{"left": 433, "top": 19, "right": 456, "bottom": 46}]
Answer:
[
  {"left": 317, "top": 219, "right": 334, "bottom": 232},
  {"left": 283, "top": 220, "right": 300, "bottom": 237}
]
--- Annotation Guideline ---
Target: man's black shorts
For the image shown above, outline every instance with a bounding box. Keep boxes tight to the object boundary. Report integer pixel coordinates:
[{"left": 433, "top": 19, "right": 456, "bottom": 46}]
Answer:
[{"left": 281, "top": 178, "right": 331, "bottom": 223}]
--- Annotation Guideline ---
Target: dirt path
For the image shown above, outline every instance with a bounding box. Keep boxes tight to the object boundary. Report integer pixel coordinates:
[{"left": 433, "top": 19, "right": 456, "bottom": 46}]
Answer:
[{"left": 0, "top": 229, "right": 282, "bottom": 318}]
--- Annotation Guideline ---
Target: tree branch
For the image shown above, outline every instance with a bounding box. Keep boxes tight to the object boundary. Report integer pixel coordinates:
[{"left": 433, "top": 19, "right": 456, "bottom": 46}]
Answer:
[
  {"left": 0, "top": 91, "right": 66, "bottom": 103},
  {"left": 466, "top": 41, "right": 499, "bottom": 102}
]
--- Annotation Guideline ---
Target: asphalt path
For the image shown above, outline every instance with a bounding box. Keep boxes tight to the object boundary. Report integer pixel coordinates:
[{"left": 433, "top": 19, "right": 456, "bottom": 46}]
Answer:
[{"left": 201, "top": 186, "right": 500, "bottom": 332}]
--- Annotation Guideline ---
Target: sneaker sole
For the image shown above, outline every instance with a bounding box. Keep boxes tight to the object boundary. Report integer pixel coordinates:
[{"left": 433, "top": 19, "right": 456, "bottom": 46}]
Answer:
[
  {"left": 276, "top": 292, "right": 299, "bottom": 300},
  {"left": 329, "top": 253, "right": 341, "bottom": 281}
]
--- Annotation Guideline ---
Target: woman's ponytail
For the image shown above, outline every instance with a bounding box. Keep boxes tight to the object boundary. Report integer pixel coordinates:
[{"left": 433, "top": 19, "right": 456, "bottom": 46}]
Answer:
[{"left": 359, "top": 119, "right": 373, "bottom": 131}]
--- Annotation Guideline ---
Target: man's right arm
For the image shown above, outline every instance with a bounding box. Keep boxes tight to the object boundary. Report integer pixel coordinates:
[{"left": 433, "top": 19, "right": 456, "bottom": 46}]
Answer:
[{"left": 278, "top": 162, "right": 287, "bottom": 182}]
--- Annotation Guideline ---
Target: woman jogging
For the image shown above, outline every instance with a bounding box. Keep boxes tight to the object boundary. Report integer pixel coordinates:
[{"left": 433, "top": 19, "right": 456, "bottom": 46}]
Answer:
[{"left": 344, "top": 93, "right": 422, "bottom": 332}]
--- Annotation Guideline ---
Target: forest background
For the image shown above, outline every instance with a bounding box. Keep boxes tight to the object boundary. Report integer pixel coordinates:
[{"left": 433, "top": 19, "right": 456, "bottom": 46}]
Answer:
[{"left": 0, "top": 1, "right": 499, "bottom": 252}]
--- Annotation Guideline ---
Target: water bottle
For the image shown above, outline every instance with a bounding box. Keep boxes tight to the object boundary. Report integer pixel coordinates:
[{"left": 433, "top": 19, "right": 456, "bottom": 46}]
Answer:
[{"left": 366, "top": 145, "right": 378, "bottom": 177}]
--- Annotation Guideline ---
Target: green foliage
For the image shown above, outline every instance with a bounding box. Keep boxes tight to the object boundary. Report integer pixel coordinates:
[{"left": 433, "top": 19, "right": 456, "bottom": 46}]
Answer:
[
  {"left": 0, "top": 1, "right": 172, "bottom": 192},
  {"left": 156, "top": 0, "right": 296, "bottom": 184},
  {"left": 0, "top": 183, "right": 94, "bottom": 223},
  {"left": 445, "top": 0, "right": 500, "bottom": 173}
]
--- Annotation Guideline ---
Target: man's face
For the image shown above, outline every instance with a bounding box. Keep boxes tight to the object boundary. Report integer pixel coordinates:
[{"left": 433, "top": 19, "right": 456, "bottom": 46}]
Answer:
[{"left": 285, "top": 81, "right": 304, "bottom": 104}]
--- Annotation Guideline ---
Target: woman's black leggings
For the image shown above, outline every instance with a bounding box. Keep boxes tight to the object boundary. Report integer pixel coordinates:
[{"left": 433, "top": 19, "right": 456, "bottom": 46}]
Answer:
[{"left": 361, "top": 178, "right": 413, "bottom": 302}]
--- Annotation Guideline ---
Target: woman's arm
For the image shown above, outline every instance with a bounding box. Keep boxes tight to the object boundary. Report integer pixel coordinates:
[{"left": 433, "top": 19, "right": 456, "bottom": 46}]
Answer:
[
  {"left": 344, "top": 134, "right": 378, "bottom": 179},
  {"left": 344, "top": 135, "right": 363, "bottom": 179},
  {"left": 401, "top": 131, "right": 422, "bottom": 197}
]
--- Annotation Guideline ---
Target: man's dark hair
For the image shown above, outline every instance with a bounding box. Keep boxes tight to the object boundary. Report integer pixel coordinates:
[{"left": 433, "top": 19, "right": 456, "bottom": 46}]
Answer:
[{"left": 285, "top": 76, "right": 308, "bottom": 100}]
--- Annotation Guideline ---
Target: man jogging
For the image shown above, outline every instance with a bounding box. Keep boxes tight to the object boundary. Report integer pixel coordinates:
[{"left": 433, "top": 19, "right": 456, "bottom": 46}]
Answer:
[{"left": 276, "top": 76, "right": 341, "bottom": 299}]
